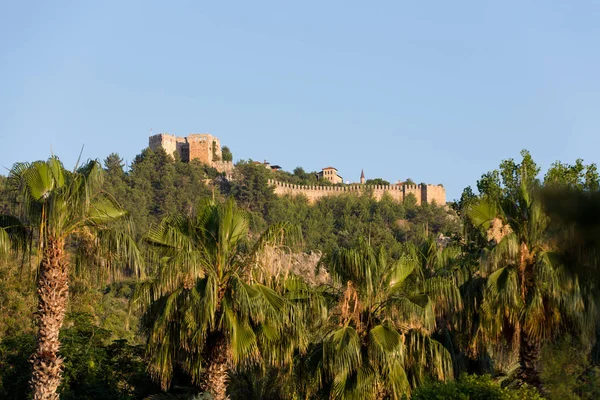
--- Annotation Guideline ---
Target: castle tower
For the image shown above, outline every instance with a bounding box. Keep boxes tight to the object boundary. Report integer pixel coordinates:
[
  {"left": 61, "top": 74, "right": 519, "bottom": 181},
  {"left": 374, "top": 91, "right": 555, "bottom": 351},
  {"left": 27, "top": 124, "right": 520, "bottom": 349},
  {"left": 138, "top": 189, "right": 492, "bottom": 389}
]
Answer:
[
  {"left": 360, "top": 169, "right": 365, "bottom": 184},
  {"left": 149, "top": 133, "right": 222, "bottom": 164},
  {"left": 149, "top": 133, "right": 186, "bottom": 159},
  {"left": 186, "top": 133, "right": 221, "bottom": 165}
]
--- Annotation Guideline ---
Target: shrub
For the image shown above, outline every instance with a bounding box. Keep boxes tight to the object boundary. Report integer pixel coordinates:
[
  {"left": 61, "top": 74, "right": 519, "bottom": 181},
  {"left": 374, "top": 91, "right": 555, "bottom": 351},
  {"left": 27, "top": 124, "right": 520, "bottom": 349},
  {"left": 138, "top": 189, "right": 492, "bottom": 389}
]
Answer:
[{"left": 410, "top": 374, "right": 542, "bottom": 400}]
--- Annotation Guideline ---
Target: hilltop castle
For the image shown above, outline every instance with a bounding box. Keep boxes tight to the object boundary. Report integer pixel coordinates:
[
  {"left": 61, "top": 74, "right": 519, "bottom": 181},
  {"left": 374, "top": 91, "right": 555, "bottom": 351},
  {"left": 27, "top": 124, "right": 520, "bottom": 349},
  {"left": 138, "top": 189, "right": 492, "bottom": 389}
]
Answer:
[
  {"left": 149, "top": 133, "right": 233, "bottom": 174},
  {"left": 268, "top": 179, "right": 445, "bottom": 205},
  {"left": 148, "top": 133, "right": 446, "bottom": 205}
]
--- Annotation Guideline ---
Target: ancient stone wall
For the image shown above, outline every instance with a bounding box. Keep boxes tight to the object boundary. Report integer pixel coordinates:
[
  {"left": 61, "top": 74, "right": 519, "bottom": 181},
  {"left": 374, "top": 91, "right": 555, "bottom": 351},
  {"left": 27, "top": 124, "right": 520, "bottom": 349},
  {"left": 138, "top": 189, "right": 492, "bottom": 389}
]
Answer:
[
  {"left": 423, "top": 184, "right": 446, "bottom": 205},
  {"left": 187, "top": 134, "right": 221, "bottom": 165},
  {"left": 149, "top": 134, "right": 185, "bottom": 158},
  {"left": 149, "top": 133, "right": 229, "bottom": 173},
  {"left": 212, "top": 160, "right": 234, "bottom": 177},
  {"left": 404, "top": 185, "right": 423, "bottom": 206},
  {"left": 267, "top": 180, "right": 445, "bottom": 205},
  {"left": 369, "top": 185, "right": 404, "bottom": 202}
]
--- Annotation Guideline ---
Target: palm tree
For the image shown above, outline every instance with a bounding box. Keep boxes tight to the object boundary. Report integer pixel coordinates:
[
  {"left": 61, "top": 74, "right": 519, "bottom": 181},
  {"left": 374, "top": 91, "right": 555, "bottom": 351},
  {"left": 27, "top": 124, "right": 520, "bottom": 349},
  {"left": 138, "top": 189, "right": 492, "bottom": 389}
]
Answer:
[
  {"left": 307, "top": 241, "right": 460, "bottom": 399},
  {"left": 2, "top": 156, "right": 141, "bottom": 400},
  {"left": 467, "top": 178, "right": 590, "bottom": 388},
  {"left": 134, "top": 198, "right": 304, "bottom": 400}
]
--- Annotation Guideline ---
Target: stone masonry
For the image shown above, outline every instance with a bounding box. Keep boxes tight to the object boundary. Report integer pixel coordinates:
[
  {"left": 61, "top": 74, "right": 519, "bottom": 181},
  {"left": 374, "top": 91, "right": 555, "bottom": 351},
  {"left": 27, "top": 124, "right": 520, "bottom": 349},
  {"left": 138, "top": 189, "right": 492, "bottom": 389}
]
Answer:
[
  {"left": 149, "top": 133, "right": 233, "bottom": 174},
  {"left": 268, "top": 179, "right": 446, "bottom": 205}
]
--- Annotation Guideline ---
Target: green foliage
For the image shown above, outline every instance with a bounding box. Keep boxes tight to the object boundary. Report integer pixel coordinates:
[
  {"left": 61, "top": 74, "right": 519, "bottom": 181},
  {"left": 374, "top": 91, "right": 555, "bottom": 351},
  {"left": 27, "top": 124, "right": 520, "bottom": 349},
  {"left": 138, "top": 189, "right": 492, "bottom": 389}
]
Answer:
[
  {"left": 365, "top": 178, "right": 390, "bottom": 186},
  {"left": 6, "top": 147, "right": 600, "bottom": 399},
  {"left": 0, "top": 333, "right": 35, "bottom": 399},
  {"left": 227, "top": 368, "right": 299, "bottom": 399},
  {"left": 211, "top": 140, "right": 220, "bottom": 161},
  {"left": 135, "top": 198, "right": 304, "bottom": 392},
  {"left": 221, "top": 146, "right": 233, "bottom": 162},
  {"left": 68, "top": 279, "right": 141, "bottom": 343},
  {"left": 410, "top": 374, "right": 542, "bottom": 400},
  {"left": 59, "top": 313, "right": 159, "bottom": 400},
  {"left": 0, "top": 175, "right": 14, "bottom": 215},
  {"left": 476, "top": 150, "right": 541, "bottom": 201},
  {"left": 292, "top": 166, "right": 314, "bottom": 182},
  {"left": 272, "top": 166, "right": 328, "bottom": 186},
  {"left": 544, "top": 159, "right": 599, "bottom": 191},
  {"left": 476, "top": 170, "right": 502, "bottom": 200},
  {"left": 4, "top": 156, "right": 141, "bottom": 269},
  {"left": 104, "top": 153, "right": 126, "bottom": 178},
  {"left": 462, "top": 150, "right": 600, "bottom": 391},
  {"left": 307, "top": 242, "right": 461, "bottom": 399},
  {"left": 540, "top": 336, "right": 600, "bottom": 400},
  {"left": 0, "top": 315, "right": 159, "bottom": 400},
  {"left": 454, "top": 186, "right": 476, "bottom": 214},
  {"left": 0, "top": 260, "right": 36, "bottom": 340},
  {"left": 103, "top": 149, "right": 213, "bottom": 239},
  {"left": 498, "top": 150, "right": 540, "bottom": 196},
  {"left": 229, "top": 160, "right": 277, "bottom": 217},
  {"left": 264, "top": 191, "right": 459, "bottom": 257}
]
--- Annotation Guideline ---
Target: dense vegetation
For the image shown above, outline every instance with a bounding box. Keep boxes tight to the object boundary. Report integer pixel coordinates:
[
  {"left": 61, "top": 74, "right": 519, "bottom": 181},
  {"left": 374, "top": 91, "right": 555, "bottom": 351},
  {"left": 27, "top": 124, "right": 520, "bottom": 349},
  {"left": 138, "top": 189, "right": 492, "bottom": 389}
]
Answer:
[{"left": 1, "top": 148, "right": 599, "bottom": 399}]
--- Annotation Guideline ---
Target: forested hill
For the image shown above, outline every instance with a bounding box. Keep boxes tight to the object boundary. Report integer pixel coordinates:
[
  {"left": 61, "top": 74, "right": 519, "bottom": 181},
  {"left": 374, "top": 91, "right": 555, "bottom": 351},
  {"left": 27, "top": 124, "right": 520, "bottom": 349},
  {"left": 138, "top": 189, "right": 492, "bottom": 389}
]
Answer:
[
  {"left": 99, "top": 148, "right": 460, "bottom": 254},
  {"left": 1, "top": 148, "right": 599, "bottom": 399}
]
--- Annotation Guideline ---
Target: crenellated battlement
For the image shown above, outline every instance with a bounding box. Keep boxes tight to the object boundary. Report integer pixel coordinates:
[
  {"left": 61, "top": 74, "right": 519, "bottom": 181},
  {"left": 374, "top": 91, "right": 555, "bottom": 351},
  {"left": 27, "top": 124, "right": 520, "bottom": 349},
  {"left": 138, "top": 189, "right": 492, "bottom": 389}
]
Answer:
[{"left": 267, "top": 179, "right": 445, "bottom": 205}]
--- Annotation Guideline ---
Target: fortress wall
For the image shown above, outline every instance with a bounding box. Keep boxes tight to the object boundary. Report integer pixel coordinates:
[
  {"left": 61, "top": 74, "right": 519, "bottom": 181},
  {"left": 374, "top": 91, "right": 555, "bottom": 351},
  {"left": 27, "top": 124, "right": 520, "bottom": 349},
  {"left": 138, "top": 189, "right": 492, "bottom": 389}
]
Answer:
[
  {"left": 213, "top": 160, "right": 234, "bottom": 176},
  {"left": 175, "top": 140, "right": 187, "bottom": 158},
  {"left": 188, "top": 140, "right": 209, "bottom": 163},
  {"left": 403, "top": 185, "right": 423, "bottom": 206},
  {"left": 270, "top": 180, "right": 312, "bottom": 202},
  {"left": 269, "top": 180, "right": 351, "bottom": 203},
  {"left": 424, "top": 184, "right": 446, "bottom": 205},
  {"left": 268, "top": 180, "right": 443, "bottom": 205},
  {"left": 371, "top": 185, "right": 404, "bottom": 202},
  {"left": 149, "top": 134, "right": 180, "bottom": 158}
]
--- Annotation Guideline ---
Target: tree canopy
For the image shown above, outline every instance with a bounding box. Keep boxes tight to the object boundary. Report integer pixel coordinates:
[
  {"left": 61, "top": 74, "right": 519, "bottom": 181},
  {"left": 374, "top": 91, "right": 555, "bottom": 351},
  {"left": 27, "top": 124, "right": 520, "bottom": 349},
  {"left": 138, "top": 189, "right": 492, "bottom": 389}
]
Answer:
[{"left": 1, "top": 148, "right": 600, "bottom": 399}]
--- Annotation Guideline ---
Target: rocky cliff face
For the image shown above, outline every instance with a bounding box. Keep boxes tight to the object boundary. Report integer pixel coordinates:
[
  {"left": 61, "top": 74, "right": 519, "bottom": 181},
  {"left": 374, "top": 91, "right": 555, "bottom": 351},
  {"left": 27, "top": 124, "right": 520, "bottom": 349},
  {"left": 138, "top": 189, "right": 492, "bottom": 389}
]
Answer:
[{"left": 256, "top": 247, "right": 329, "bottom": 286}]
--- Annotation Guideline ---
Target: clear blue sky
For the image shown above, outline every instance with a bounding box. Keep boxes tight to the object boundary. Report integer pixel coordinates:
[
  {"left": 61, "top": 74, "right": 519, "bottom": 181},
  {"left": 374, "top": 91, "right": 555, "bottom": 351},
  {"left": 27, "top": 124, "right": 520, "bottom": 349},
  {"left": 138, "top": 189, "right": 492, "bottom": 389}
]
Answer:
[{"left": 2, "top": 1, "right": 600, "bottom": 200}]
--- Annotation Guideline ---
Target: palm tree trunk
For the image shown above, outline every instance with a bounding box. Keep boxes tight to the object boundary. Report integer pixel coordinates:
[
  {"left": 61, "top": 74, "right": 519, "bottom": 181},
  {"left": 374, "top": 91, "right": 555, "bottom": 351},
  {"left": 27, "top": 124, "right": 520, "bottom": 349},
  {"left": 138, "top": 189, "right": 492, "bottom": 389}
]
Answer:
[
  {"left": 30, "top": 237, "right": 69, "bottom": 400},
  {"left": 519, "top": 243, "right": 530, "bottom": 301},
  {"left": 201, "top": 331, "right": 229, "bottom": 400},
  {"left": 518, "top": 330, "right": 542, "bottom": 390}
]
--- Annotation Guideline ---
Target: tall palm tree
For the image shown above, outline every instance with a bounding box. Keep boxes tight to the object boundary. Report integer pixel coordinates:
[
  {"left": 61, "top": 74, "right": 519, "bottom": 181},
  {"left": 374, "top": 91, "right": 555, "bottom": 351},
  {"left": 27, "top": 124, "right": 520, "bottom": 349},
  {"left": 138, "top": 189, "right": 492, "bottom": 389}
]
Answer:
[
  {"left": 307, "top": 241, "right": 460, "bottom": 399},
  {"left": 2, "top": 156, "right": 141, "bottom": 400},
  {"left": 467, "top": 178, "right": 590, "bottom": 388},
  {"left": 134, "top": 198, "right": 304, "bottom": 400}
]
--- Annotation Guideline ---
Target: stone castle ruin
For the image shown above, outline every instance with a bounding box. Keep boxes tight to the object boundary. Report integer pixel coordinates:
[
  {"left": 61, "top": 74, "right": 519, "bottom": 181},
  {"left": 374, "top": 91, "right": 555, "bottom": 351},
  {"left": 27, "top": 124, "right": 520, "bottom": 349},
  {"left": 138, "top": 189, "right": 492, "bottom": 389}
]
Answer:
[
  {"left": 268, "top": 179, "right": 446, "bottom": 205},
  {"left": 148, "top": 133, "right": 445, "bottom": 205},
  {"left": 149, "top": 133, "right": 233, "bottom": 174}
]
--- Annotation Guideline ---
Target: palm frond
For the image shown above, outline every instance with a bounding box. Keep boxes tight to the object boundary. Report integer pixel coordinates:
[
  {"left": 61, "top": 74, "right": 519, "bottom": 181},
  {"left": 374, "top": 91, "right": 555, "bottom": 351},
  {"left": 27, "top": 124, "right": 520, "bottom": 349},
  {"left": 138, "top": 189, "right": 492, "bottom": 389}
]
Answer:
[
  {"left": 85, "top": 194, "right": 128, "bottom": 225},
  {"left": 224, "top": 301, "right": 260, "bottom": 367},
  {"left": 369, "top": 324, "right": 403, "bottom": 355},
  {"left": 387, "top": 255, "right": 416, "bottom": 293},
  {"left": 323, "top": 326, "right": 362, "bottom": 378},
  {"left": 467, "top": 199, "right": 498, "bottom": 230},
  {"left": 0, "top": 214, "right": 28, "bottom": 254}
]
